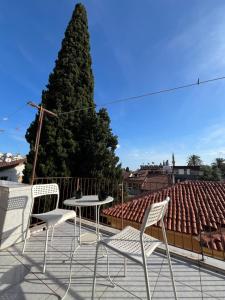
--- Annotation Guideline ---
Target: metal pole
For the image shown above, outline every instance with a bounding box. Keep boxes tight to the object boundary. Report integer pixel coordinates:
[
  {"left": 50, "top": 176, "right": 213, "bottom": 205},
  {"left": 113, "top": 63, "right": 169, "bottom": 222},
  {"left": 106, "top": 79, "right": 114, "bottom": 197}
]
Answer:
[
  {"left": 27, "top": 101, "right": 57, "bottom": 185},
  {"left": 30, "top": 106, "right": 44, "bottom": 185},
  {"left": 121, "top": 182, "right": 124, "bottom": 229}
]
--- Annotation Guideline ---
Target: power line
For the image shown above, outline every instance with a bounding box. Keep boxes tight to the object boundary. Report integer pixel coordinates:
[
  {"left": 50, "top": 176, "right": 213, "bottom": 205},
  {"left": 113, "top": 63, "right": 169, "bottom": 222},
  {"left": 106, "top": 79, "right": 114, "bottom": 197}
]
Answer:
[
  {"left": 1, "top": 74, "right": 225, "bottom": 121},
  {"left": 58, "top": 75, "right": 225, "bottom": 115}
]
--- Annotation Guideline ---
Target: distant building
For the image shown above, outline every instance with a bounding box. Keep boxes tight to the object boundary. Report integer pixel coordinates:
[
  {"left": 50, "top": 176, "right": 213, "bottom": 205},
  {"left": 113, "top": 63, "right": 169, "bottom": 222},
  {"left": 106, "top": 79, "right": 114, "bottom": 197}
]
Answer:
[
  {"left": 170, "top": 153, "right": 203, "bottom": 182},
  {"left": 124, "top": 157, "right": 204, "bottom": 196},
  {"left": 124, "top": 167, "right": 171, "bottom": 195},
  {"left": 141, "top": 175, "right": 171, "bottom": 192},
  {"left": 173, "top": 165, "right": 203, "bottom": 182},
  {"left": 0, "top": 153, "right": 26, "bottom": 182}
]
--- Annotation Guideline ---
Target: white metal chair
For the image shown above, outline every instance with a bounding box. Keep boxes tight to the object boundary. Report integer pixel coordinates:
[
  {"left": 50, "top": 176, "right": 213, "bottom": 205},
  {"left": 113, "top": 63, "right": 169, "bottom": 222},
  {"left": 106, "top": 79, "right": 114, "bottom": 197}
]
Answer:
[
  {"left": 22, "top": 183, "right": 76, "bottom": 273},
  {"left": 92, "top": 197, "right": 178, "bottom": 300}
]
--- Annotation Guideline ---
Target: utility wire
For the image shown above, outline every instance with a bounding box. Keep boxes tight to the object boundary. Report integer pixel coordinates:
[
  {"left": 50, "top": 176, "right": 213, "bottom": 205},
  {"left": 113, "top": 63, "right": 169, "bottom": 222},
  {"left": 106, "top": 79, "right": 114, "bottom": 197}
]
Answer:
[
  {"left": 58, "top": 75, "right": 225, "bottom": 115},
  {"left": 1, "top": 74, "right": 225, "bottom": 143},
  {"left": 1, "top": 75, "right": 225, "bottom": 120}
]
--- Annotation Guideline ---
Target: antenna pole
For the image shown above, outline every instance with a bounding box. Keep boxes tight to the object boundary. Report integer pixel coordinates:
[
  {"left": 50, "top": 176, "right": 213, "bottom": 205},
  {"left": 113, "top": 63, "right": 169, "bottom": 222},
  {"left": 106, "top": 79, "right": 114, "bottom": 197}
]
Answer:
[{"left": 27, "top": 102, "right": 57, "bottom": 184}]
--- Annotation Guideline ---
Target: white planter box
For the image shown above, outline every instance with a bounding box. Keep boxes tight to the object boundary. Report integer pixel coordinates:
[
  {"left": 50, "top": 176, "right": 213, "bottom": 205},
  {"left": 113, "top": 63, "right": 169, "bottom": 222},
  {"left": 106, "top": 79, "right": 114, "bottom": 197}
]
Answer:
[{"left": 0, "top": 180, "right": 32, "bottom": 250}]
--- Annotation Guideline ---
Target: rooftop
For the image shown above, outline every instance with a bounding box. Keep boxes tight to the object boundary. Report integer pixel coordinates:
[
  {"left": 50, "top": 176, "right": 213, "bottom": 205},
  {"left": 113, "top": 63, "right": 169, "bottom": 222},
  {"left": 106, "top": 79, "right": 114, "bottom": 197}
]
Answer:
[
  {"left": 103, "top": 181, "right": 225, "bottom": 251},
  {"left": 1, "top": 221, "right": 225, "bottom": 299},
  {"left": 0, "top": 158, "right": 26, "bottom": 170}
]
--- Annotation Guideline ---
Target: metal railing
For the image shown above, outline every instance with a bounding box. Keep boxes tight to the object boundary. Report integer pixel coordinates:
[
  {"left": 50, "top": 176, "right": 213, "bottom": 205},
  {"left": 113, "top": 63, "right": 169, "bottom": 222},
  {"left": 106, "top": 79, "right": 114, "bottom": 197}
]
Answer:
[{"left": 32, "top": 176, "right": 123, "bottom": 228}]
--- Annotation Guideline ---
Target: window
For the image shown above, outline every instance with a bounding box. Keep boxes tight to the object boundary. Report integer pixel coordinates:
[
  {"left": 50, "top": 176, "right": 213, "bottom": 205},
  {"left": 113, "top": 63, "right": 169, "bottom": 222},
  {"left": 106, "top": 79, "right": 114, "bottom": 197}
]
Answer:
[{"left": 178, "top": 169, "right": 184, "bottom": 175}]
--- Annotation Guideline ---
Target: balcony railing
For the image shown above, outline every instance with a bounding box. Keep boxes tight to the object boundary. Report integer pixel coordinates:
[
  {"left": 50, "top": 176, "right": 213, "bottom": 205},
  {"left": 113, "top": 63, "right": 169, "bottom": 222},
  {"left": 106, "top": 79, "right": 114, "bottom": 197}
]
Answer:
[
  {"left": 32, "top": 177, "right": 225, "bottom": 261},
  {"left": 33, "top": 176, "right": 123, "bottom": 228}
]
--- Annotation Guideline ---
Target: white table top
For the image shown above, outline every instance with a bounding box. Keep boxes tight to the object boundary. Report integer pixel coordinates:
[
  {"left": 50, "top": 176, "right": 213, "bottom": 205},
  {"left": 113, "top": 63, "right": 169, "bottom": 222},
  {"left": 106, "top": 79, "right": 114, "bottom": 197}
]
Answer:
[{"left": 63, "top": 195, "right": 113, "bottom": 207}]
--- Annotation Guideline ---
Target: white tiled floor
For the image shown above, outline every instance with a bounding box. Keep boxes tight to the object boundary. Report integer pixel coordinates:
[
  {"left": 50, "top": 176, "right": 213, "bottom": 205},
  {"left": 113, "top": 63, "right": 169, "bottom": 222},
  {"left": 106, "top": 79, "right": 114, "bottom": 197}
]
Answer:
[{"left": 0, "top": 222, "right": 225, "bottom": 300}]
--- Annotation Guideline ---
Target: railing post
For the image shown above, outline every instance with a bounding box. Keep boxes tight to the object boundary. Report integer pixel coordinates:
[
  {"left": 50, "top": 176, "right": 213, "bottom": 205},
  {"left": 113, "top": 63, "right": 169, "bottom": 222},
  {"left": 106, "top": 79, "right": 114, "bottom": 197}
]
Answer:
[
  {"left": 197, "top": 188, "right": 204, "bottom": 261},
  {"left": 121, "top": 182, "right": 124, "bottom": 229}
]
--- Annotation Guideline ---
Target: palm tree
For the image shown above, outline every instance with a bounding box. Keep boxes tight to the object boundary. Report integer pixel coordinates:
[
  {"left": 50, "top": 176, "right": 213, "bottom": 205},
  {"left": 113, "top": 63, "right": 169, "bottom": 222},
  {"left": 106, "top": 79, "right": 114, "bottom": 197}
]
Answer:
[
  {"left": 212, "top": 158, "right": 225, "bottom": 169},
  {"left": 212, "top": 158, "right": 225, "bottom": 179},
  {"left": 187, "top": 154, "right": 202, "bottom": 166}
]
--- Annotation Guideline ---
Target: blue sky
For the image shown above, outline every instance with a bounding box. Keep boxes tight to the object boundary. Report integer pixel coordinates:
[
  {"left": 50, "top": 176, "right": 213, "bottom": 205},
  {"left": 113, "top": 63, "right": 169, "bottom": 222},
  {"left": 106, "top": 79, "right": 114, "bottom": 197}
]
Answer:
[{"left": 1, "top": 0, "right": 225, "bottom": 169}]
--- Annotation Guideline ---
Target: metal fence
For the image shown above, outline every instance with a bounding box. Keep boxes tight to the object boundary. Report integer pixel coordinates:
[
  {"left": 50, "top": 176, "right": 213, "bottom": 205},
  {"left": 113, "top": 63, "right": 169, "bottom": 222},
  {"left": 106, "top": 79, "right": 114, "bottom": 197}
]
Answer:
[{"left": 32, "top": 176, "right": 123, "bottom": 228}]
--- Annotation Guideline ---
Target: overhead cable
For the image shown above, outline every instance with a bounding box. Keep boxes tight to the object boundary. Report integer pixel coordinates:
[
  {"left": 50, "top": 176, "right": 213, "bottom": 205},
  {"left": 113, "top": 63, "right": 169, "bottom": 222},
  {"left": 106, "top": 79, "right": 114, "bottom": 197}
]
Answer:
[{"left": 58, "top": 75, "right": 225, "bottom": 115}]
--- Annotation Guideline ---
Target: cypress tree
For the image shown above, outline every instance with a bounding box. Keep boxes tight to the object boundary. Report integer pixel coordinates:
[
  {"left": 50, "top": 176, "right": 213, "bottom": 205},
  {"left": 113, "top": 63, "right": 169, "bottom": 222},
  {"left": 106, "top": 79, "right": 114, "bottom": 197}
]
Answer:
[{"left": 23, "top": 3, "right": 121, "bottom": 182}]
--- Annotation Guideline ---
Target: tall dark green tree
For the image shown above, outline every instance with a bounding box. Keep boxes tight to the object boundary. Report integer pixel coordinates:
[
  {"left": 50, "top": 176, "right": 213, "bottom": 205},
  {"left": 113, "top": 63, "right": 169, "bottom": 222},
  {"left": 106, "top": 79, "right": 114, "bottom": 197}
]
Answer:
[{"left": 23, "top": 3, "right": 121, "bottom": 182}]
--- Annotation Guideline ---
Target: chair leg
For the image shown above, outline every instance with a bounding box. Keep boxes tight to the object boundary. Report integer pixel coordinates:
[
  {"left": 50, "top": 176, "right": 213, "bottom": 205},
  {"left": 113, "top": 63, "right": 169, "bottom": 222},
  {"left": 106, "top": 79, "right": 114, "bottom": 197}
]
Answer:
[
  {"left": 92, "top": 242, "right": 100, "bottom": 300},
  {"left": 74, "top": 215, "right": 76, "bottom": 249},
  {"left": 22, "top": 221, "right": 30, "bottom": 254},
  {"left": 22, "top": 234, "right": 27, "bottom": 255},
  {"left": 124, "top": 257, "right": 127, "bottom": 277},
  {"left": 165, "top": 243, "right": 178, "bottom": 300},
  {"left": 142, "top": 256, "right": 151, "bottom": 300},
  {"left": 43, "top": 228, "right": 49, "bottom": 273},
  {"left": 162, "top": 222, "right": 178, "bottom": 299},
  {"left": 50, "top": 226, "right": 55, "bottom": 246}
]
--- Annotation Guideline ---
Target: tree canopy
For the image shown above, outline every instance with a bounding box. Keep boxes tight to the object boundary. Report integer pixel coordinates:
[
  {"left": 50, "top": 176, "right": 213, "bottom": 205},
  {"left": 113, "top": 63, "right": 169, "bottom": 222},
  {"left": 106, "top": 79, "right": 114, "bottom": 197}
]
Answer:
[
  {"left": 23, "top": 3, "right": 121, "bottom": 183},
  {"left": 187, "top": 154, "right": 202, "bottom": 167}
]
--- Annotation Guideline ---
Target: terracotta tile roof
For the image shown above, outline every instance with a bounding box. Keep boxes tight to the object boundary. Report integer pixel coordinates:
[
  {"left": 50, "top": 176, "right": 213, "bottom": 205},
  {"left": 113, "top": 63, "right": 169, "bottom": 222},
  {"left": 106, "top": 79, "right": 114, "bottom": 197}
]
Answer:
[
  {"left": 0, "top": 158, "right": 26, "bottom": 169},
  {"left": 200, "top": 231, "right": 225, "bottom": 251},
  {"left": 103, "top": 181, "right": 225, "bottom": 250}
]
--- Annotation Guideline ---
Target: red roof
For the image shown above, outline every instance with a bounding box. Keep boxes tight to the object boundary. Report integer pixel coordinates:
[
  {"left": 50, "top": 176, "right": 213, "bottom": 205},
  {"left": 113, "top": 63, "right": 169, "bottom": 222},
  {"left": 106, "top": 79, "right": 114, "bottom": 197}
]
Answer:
[
  {"left": 0, "top": 158, "right": 26, "bottom": 170},
  {"left": 200, "top": 231, "right": 225, "bottom": 251},
  {"left": 103, "top": 181, "right": 225, "bottom": 250}
]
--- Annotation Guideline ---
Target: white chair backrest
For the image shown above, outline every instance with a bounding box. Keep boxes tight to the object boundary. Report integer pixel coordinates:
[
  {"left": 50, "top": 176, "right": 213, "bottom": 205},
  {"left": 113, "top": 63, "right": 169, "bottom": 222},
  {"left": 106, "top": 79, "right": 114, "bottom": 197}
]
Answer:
[
  {"left": 32, "top": 183, "right": 59, "bottom": 208},
  {"left": 141, "top": 197, "right": 170, "bottom": 234}
]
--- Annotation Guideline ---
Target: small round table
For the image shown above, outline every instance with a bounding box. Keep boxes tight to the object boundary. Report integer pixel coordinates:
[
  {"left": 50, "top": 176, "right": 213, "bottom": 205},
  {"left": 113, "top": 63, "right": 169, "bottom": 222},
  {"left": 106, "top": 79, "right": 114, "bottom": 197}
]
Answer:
[
  {"left": 64, "top": 195, "right": 113, "bottom": 244},
  {"left": 61, "top": 195, "right": 114, "bottom": 300}
]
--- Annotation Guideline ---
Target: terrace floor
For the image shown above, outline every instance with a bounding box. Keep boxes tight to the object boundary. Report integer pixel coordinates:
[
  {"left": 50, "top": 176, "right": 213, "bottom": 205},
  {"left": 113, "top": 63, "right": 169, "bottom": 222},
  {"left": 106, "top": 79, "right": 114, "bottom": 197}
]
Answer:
[{"left": 1, "top": 222, "right": 225, "bottom": 300}]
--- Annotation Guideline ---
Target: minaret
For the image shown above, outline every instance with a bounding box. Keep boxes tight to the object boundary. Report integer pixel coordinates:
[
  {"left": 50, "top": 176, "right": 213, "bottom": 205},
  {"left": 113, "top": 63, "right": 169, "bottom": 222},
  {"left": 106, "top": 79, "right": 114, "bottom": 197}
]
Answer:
[
  {"left": 172, "top": 153, "right": 175, "bottom": 184},
  {"left": 172, "top": 153, "right": 175, "bottom": 167}
]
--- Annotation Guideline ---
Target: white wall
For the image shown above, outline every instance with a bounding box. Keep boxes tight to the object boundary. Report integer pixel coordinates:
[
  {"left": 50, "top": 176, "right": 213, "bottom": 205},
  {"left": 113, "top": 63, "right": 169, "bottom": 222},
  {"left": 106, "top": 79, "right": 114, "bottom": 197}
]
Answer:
[{"left": 0, "top": 163, "right": 25, "bottom": 183}]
